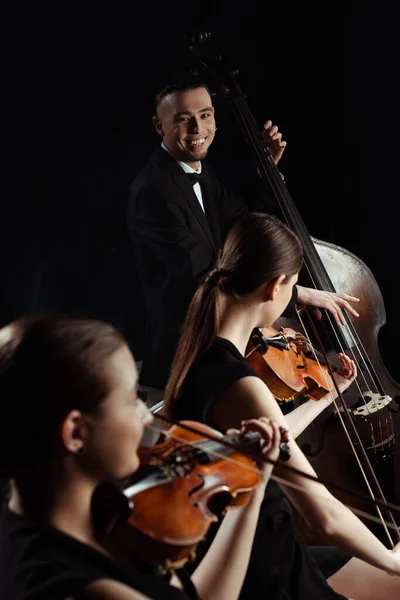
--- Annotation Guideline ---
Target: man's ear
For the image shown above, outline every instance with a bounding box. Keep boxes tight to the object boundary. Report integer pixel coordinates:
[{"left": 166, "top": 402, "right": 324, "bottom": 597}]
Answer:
[
  {"left": 264, "top": 274, "right": 287, "bottom": 302},
  {"left": 152, "top": 116, "right": 164, "bottom": 137}
]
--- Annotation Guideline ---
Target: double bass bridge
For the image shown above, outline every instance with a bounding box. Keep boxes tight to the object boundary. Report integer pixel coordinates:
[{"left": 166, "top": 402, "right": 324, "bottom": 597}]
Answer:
[
  {"left": 350, "top": 392, "right": 392, "bottom": 417},
  {"left": 337, "top": 392, "right": 396, "bottom": 462}
]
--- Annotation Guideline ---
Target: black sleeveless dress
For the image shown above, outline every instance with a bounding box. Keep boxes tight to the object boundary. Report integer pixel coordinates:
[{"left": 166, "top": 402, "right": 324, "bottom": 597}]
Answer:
[
  {"left": 173, "top": 336, "right": 350, "bottom": 600},
  {"left": 0, "top": 505, "right": 189, "bottom": 600}
]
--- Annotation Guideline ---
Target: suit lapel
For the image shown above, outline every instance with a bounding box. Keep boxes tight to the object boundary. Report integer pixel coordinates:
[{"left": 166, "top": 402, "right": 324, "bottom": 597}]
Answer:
[
  {"left": 200, "top": 167, "right": 222, "bottom": 250},
  {"left": 172, "top": 171, "right": 217, "bottom": 251},
  {"left": 153, "top": 147, "right": 217, "bottom": 252}
]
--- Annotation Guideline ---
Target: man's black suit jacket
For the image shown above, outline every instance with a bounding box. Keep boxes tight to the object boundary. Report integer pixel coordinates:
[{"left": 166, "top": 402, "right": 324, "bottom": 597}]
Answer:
[{"left": 128, "top": 146, "right": 296, "bottom": 389}]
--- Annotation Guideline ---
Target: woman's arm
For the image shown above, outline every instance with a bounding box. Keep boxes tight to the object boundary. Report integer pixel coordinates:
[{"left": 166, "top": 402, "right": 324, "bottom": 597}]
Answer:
[
  {"left": 191, "top": 418, "right": 281, "bottom": 600},
  {"left": 209, "top": 376, "right": 400, "bottom": 576},
  {"left": 284, "top": 394, "right": 332, "bottom": 439}
]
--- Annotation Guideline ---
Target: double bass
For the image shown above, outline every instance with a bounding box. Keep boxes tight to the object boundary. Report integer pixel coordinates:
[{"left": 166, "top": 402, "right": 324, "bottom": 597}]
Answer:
[{"left": 187, "top": 33, "right": 400, "bottom": 544}]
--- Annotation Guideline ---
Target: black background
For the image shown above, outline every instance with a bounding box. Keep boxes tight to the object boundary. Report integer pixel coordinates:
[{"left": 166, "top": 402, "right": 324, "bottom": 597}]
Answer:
[{"left": 3, "top": 1, "right": 399, "bottom": 376}]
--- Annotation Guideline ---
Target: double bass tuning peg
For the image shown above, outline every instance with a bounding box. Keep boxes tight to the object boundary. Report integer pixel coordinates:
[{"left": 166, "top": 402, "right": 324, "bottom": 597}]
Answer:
[{"left": 187, "top": 32, "right": 212, "bottom": 48}]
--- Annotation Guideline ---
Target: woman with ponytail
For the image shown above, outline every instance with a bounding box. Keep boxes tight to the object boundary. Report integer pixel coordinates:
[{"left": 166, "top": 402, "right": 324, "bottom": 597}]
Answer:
[
  {"left": 0, "top": 314, "right": 283, "bottom": 600},
  {"left": 164, "top": 212, "right": 400, "bottom": 600}
]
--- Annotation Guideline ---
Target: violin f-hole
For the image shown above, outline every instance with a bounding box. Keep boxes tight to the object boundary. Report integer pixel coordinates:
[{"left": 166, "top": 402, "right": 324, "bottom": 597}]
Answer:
[{"left": 188, "top": 473, "right": 205, "bottom": 497}]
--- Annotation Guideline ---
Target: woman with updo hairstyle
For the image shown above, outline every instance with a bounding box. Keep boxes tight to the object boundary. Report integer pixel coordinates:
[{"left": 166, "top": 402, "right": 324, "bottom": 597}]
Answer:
[
  {"left": 0, "top": 314, "right": 282, "bottom": 600},
  {"left": 164, "top": 212, "right": 400, "bottom": 600}
]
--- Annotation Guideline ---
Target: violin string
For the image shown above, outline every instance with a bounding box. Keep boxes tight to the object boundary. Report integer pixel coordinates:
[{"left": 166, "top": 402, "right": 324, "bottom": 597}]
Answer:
[
  {"left": 144, "top": 418, "right": 400, "bottom": 515},
  {"left": 226, "top": 94, "right": 397, "bottom": 540},
  {"left": 291, "top": 312, "right": 337, "bottom": 397},
  {"left": 296, "top": 307, "right": 372, "bottom": 412},
  {"left": 143, "top": 422, "right": 400, "bottom": 535},
  {"left": 314, "top": 303, "right": 384, "bottom": 403}
]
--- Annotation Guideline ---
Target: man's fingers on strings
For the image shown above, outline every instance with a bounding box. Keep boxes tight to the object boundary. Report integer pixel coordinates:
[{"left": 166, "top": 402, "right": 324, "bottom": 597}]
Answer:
[{"left": 268, "top": 125, "right": 282, "bottom": 140}]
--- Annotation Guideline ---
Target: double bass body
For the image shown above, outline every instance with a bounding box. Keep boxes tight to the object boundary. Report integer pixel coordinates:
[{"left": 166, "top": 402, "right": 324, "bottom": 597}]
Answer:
[{"left": 279, "top": 237, "right": 400, "bottom": 539}]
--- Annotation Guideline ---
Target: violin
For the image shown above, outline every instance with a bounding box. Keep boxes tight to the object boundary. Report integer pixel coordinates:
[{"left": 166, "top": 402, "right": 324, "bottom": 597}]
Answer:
[
  {"left": 245, "top": 326, "right": 336, "bottom": 403},
  {"left": 101, "top": 421, "right": 290, "bottom": 571}
]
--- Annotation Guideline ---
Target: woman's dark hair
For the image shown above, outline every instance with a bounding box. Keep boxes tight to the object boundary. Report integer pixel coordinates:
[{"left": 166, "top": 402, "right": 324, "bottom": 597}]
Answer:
[
  {"left": 0, "top": 315, "right": 125, "bottom": 478},
  {"left": 164, "top": 213, "right": 303, "bottom": 415}
]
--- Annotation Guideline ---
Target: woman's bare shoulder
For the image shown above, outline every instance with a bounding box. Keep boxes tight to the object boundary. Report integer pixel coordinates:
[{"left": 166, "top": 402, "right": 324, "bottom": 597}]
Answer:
[{"left": 209, "top": 375, "right": 282, "bottom": 430}]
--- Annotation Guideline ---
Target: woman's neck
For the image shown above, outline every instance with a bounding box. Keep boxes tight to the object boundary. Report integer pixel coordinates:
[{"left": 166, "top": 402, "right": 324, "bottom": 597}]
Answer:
[
  {"left": 9, "top": 468, "right": 100, "bottom": 548},
  {"left": 218, "top": 299, "right": 263, "bottom": 356}
]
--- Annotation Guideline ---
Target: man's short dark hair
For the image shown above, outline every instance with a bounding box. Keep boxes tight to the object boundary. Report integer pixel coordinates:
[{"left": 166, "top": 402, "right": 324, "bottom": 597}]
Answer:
[{"left": 154, "top": 73, "right": 212, "bottom": 113}]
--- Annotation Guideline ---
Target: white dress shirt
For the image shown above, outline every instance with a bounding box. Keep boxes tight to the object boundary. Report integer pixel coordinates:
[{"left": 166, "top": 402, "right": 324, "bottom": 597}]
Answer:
[{"left": 161, "top": 142, "right": 205, "bottom": 212}]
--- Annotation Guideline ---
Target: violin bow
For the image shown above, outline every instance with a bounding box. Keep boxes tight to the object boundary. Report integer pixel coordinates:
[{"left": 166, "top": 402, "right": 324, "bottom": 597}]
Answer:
[{"left": 142, "top": 414, "right": 400, "bottom": 536}]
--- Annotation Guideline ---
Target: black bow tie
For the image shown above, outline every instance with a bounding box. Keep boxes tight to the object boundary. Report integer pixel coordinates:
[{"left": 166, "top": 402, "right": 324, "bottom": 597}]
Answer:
[{"left": 187, "top": 171, "right": 206, "bottom": 185}]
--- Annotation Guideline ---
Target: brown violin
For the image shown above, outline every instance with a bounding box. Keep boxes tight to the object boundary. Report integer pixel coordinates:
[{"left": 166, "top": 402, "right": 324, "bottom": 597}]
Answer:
[
  {"left": 246, "top": 326, "right": 336, "bottom": 403},
  {"left": 101, "top": 421, "right": 289, "bottom": 571}
]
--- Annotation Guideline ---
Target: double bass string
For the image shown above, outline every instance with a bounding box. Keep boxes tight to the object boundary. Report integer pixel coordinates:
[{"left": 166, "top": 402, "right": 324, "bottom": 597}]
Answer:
[
  {"left": 233, "top": 92, "right": 393, "bottom": 449},
  {"left": 300, "top": 295, "right": 396, "bottom": 478},
  {"left": 198, "top": 45, "right": 396, "bottom": 538},
  {"left": 142, "top": 419, "right": 400, "bottom": 536},
  {"left": 233, "top": 92, "right": 381, "bottom": 429},
  {"left": 233, "top": 93, "right": 385, "bottom": 408},
  {"left": 304, "top": 307, "right": 398, "bottom": 544},
  {"left": 229, "top": 93, "right": 397, "bottom": 541},
  {"left": 296, "top": 307, "right": 394, "bottom": 545}
]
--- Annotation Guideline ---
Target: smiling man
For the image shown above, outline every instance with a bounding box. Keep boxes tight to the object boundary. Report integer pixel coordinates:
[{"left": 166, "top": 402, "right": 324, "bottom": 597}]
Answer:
[
  {"left": 128, "top": 75, "right": 359, "bottom": 394},
  {"left": 154, "top": 85, "right": 216, "bottom": 167}
]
